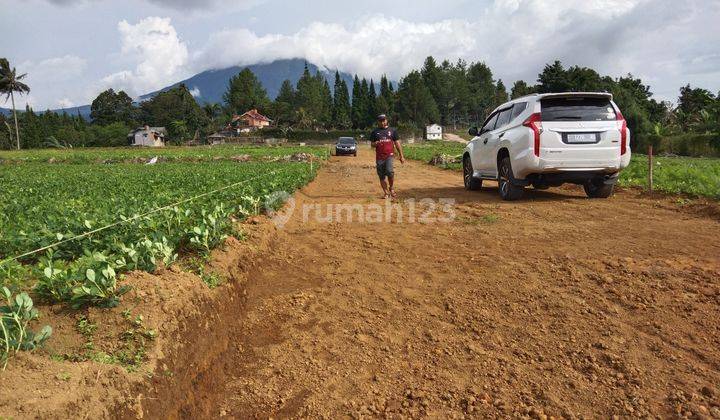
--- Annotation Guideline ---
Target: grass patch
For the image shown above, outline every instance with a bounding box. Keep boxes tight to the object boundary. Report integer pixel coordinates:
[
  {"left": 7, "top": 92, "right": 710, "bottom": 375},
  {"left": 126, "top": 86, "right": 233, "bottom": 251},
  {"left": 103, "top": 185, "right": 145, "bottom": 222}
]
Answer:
[
  {"left": 180, "top": 256, "right": 226, "bottom": 289},
  {"left": 405, "top": 141, "right": 465, "bottom": 171},
  {"left": 58, "top": 310, "right": 155, "bottom": 371},
  {"left": 619, "top": 155, "right": 720, "bottom": 199},
  {"left": 457, "top": 213, "right": 500, "bottom": 225}
]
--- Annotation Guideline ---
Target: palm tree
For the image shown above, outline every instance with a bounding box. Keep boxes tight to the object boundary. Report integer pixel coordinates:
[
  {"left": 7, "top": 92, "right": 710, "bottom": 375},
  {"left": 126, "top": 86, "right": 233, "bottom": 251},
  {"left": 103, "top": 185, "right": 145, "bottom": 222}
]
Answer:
[
  {"left": 0, "top": 58, "right": 30, "bottom": 150},
  {"left": 203, "top": 103, "right": 222, "bottom": 121}
]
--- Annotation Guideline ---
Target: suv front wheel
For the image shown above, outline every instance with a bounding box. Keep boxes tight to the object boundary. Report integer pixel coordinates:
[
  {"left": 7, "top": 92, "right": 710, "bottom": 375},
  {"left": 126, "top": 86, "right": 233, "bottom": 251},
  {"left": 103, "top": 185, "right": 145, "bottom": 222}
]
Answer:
[
  {"left": 463, "top": 156, "right": 482, "bottom": 191},
  {"left": 498, "top": 157, "right": 525, "bottom": 201}
]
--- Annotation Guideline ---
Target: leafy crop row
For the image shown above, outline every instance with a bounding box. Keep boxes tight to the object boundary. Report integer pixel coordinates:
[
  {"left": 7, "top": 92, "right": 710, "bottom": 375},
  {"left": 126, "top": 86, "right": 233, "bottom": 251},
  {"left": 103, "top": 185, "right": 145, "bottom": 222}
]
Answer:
[
  {"left": 0, "top": 161, "right": 318, "bottom": 308},
  {"left": 0, "top": 144, "right": 328, "bottom": 165},
  {"left": 1, "top": 287, "right": 52, "bottom": 369}
]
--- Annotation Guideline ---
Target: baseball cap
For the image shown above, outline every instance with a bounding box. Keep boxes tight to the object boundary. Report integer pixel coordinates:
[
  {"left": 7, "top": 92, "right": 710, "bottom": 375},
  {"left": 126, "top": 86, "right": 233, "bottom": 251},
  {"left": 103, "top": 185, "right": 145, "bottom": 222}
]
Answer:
[{"left": 377, "top": 114, "right": 387, "bottom": 121}]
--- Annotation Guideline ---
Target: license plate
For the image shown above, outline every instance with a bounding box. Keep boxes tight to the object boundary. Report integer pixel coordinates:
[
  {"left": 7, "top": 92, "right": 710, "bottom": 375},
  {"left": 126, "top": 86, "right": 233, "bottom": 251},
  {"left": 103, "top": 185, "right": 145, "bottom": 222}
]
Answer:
[{"left": 566, "top": 133, "right": 598, "bottom": 143}]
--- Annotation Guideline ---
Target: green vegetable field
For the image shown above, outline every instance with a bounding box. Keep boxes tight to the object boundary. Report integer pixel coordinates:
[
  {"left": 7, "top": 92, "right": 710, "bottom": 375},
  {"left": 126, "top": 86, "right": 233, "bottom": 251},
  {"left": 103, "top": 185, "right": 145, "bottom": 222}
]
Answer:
[
  {"left": 0, "top": 144, "right": 328, "bottom": 164},
  {"left": 0, "top": 146, "right": 324, "bottom": 311}
]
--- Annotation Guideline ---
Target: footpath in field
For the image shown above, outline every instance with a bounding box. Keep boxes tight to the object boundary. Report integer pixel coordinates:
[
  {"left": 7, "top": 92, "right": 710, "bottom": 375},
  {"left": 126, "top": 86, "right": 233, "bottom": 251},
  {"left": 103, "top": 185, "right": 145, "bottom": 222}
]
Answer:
[{"left": 191, "top": 147, "right": 720, "bottom": 418}]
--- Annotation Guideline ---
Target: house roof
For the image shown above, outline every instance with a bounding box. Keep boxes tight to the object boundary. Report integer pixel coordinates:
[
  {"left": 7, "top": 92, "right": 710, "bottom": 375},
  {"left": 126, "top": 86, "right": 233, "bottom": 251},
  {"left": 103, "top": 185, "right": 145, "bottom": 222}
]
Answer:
[
  {"left": 236, "top": 108, "right": 272, "bottom": 122},
  {"left": 128, "top": 127, "right": 167, "bottom": 138}
]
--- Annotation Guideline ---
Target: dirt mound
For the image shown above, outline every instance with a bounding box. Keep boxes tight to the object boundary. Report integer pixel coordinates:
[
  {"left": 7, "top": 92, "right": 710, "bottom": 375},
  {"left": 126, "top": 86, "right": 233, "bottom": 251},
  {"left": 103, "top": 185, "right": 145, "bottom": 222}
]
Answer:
[
  {"left": 428, "top": 153, "right": 461, "bottom": 166},
  {"left": 0, "top": 223, "right": 279, "bottom": 419}
]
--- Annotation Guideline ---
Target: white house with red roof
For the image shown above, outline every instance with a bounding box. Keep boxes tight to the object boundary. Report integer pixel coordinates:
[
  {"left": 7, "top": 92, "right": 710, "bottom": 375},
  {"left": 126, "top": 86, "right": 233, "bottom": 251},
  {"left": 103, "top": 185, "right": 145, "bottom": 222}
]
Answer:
[{"left": 229, "top": 109, "right": 272, "bottom": 131}]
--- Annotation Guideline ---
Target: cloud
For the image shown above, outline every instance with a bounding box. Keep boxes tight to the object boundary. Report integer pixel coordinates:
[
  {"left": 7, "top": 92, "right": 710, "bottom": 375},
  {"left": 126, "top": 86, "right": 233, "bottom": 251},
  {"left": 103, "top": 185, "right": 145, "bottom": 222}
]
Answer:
[
  {"left": 1, "top": 55, "right": 87, "bottom": 110},
  {"left": 196, "top": 3, "right": 651, "bottom": 84},
  {"left": 21, "top": 55, "right": 87, "bottom": 82},
  {"left": 99, "top": 17, "right": 189, "bottom": 98},
  {"left": 41, "top": 0, "right": 261, "bottom": 11},
  {"left": 189, "top": 87, "right": 201, "bottom": 97},
  {"left": 8, "top": 0, "right": 720, "bottom": 109},
  {"left": 195, "top": 16, "right": 477, "bottom": 81},
  {"left": 145, "top": 0, "right": 261, "bottom": 10}
]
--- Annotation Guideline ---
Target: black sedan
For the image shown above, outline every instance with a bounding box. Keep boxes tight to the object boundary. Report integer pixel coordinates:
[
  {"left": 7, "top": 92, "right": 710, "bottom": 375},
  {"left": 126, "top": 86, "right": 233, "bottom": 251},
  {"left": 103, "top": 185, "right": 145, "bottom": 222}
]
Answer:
[{"left": 335, "top": 137, "right": 357, "bottom": 156}]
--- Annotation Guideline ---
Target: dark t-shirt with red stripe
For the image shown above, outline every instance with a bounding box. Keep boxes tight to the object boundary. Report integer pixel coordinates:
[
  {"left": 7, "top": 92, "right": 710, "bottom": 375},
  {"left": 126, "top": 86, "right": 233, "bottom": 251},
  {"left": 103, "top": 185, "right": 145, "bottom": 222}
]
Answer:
[{"left": 370, "top": 127, "right": 399, "bottom": 161}]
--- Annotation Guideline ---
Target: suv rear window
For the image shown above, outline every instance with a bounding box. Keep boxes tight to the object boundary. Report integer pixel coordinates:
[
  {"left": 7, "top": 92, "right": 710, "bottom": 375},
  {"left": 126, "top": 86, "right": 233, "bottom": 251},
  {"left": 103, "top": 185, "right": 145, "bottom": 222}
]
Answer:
[{"left": 541, "top": 97, "right": 616, "bottom": 121}]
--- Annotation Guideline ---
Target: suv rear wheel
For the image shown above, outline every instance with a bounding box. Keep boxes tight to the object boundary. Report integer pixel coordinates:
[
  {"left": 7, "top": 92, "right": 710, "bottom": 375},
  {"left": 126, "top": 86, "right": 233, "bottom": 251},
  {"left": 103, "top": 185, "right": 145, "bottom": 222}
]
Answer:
[
  {"left": 498, "top": 157, "right": 525, "bottom": 201},
  {"left": 463, "top": 156, "right": 482, "bottom": 191},
  {"left": 584, "top": 178, "right": 615, "bottom": 198}
]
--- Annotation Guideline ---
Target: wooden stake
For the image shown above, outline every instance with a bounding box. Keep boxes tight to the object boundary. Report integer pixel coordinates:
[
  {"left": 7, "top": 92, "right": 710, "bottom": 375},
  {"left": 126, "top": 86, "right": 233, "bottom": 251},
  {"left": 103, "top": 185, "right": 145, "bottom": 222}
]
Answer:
[{"left": 648, "top": 144, "right": 654, "bottom": 193}]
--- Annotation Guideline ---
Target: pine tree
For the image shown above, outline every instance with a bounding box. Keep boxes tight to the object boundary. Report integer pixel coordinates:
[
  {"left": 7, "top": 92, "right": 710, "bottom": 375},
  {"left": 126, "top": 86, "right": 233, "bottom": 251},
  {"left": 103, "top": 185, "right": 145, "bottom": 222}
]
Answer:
[
  {"left": 536, "top": 60, "right": 571, "bottom": 93},
  {"left": 272, "top": 79, "right": 297, "bottom": 126},
  {"left": 320, "top": 78, "right": 333, "bottom": 127},
  {"left": 396, "top": 70, "right": 440, "bottom": 127},
  {"left": 447, "top": 59, "right": 471, "bottom": 129},
  {"left": 332, "top": 71, "right": 351, "bottom": 128},
  {"left": 358, "top": 78, "right": 371, "bottom": 128},
  {"left": 467, "top": 62, "right": 496, "bottom": 125},
  {"left": 141, "top": 84, "right": 208, "bottom": 136},
  {"left": 510, "top": 80, "right": 535, "bottom": 99},
  {"left": 295, "top": 64, "right": 326, "bottom": 128},
  {"left": 351, "top": 75, "right": 363, "bottom": 129},
  {"left": 367, "top": 79, "right": 378, "bottom": 127},
  {"left": 90, "top": 89, "right": 137, "bottom": 126},
  {"left": 421, "top": 56, "right": 448, "bottom": 124},
  {"left": 223, "top": 68, "right": 270, "bottom": 115},
  {"left": 494, "top": 79, "right": 509, "bottom": 107}
]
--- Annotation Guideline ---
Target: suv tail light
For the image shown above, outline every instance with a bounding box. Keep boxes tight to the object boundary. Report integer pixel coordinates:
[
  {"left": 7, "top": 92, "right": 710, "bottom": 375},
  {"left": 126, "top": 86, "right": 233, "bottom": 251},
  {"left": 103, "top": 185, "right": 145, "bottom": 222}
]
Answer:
[
  {"left": 523, "top": 112, "right": 542, "bottom": 157},
  {"left": 617, "top": 111, "right": 628, "bottom": 155}
]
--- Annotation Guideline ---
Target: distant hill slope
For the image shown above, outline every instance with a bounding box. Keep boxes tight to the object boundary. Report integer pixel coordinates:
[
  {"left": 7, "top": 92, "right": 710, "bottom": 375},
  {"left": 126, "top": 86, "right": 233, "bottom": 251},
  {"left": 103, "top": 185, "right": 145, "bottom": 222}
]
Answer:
[
  {"left": 1, "top": 59, "right": 359, "bottom": 120},
  {"left": 141, "top": 58, "right": 356, "bottom": 105},
  {"left": 1, "top": 104, "right": 91, "bottom": 119}
]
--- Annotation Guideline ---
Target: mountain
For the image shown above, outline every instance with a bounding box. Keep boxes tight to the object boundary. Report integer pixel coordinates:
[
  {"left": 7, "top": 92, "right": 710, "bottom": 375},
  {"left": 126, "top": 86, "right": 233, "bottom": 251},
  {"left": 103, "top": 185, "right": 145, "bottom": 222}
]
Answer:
[
  {"left": 1, "top": 59, "right": 359, "bottom": 119},
  {"left": 1, "top": 104, "right": 91, "bottom": 119},
  {"left": 141, "top": 58, "right": 356, "bottom": 105}
]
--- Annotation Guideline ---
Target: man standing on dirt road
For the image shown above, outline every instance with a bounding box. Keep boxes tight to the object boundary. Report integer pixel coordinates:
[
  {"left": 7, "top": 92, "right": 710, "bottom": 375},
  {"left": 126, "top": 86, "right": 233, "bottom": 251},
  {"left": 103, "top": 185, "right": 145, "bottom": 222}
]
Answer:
[{"left": 370, "top": 114, "right": 405, "bottom": 199}]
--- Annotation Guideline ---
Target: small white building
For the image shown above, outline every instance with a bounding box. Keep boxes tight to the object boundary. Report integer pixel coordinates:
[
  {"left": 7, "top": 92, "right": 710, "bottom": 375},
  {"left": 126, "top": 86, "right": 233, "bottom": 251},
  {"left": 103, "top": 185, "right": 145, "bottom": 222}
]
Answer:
[
  {"left": 128, "top": 126, "right": 167, "bottom": 147},
  {"left": 426, "top": 124, "right": 443, "bottom": 140}
]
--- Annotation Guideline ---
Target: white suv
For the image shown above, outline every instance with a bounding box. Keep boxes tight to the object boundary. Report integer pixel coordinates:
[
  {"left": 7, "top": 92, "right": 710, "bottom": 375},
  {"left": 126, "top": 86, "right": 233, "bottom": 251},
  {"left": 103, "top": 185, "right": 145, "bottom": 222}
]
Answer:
[{"left": 463, "top": 92, "right": 631, "bottom": 200}]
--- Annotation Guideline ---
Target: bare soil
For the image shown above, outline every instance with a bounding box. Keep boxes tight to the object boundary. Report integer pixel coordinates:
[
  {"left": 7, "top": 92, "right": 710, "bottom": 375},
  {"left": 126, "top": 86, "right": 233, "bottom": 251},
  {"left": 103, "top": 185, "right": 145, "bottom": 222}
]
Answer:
[{"left": 2, "top": 147, "right": 719, "bottom": 419}]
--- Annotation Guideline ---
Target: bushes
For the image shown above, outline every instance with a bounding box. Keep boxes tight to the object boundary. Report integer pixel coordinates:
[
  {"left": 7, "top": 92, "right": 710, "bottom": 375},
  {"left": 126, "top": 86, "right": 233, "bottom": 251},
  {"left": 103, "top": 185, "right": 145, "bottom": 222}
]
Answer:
[
  {"left": 633, "top": 133, "right": 720, "bottom": 157},
  {"left": 662, "top": 133, "right": 720, "bottom": 157},
  {"left": 84, "top": 122, "right": 132, "bottom": 147}
]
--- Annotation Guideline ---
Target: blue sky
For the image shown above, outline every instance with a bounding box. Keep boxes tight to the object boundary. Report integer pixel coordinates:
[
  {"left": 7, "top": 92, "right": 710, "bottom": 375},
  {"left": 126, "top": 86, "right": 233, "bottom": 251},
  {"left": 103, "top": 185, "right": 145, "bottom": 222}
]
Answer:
[{"left": 1, "top": 0, "right": 719, "bottom": 109}]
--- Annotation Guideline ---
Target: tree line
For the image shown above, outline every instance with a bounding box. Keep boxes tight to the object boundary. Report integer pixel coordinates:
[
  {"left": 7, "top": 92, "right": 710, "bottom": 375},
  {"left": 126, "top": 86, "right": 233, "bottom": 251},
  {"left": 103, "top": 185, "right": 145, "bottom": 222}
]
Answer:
[{"left": 1, "top": 56, "right": 719, "bottom": 154}]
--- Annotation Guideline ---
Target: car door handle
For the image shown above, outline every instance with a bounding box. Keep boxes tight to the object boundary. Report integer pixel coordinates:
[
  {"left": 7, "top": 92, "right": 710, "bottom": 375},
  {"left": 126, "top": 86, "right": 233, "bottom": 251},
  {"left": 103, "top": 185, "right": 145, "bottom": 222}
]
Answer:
[{"left": 499, "top": 133, "right": 505, "bottom": 138}]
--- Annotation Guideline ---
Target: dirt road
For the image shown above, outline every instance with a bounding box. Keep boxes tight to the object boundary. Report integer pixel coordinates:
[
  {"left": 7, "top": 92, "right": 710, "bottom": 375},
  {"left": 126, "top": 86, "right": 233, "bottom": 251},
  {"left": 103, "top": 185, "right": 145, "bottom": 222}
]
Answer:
[
  {"left": 165, "top": 146, "right": 719, "bottom": 418},
  {"left": 443, "top": 132, "right": 469, "bottom": 143}
]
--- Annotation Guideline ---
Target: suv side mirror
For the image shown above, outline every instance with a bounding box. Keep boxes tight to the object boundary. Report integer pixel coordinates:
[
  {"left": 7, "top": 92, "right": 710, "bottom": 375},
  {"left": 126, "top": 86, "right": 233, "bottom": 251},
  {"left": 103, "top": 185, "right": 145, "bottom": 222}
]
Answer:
[{"left": 468, "top": 127, "right": 479, "bottom": 136}]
